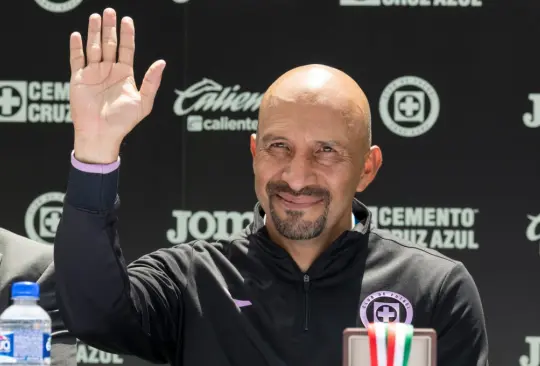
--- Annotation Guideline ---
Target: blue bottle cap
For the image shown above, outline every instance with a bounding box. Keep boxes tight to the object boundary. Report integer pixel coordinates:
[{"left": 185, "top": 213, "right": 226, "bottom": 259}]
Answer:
[{"left": 11, "top": 281, "right": 39, "bottom": 299}]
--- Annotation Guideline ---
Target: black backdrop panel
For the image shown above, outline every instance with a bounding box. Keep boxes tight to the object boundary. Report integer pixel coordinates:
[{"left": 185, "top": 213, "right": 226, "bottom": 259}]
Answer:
[{"left": 0, "top": 0, "right": 539, "bottom": 365}]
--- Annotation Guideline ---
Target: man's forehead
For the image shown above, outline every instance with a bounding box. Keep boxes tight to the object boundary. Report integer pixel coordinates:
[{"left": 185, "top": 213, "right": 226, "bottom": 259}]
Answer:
[
  {"left": 259, "top": 96, "right": 364, "bottom": 133},
  {"left": 257, "top": 64, "right": 371, "bottom": 148},
  {"left": 259, "top": 114, "right": 358, "bottom": 149}
]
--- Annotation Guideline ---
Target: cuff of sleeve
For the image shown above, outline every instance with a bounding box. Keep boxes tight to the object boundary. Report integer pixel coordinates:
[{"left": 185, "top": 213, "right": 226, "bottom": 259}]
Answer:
[
  {"left": 65, "top": 152, "right": 120, "bottom": 212},
  {"left": 70, "top": 150, "right": 120, "bottom": 174}
]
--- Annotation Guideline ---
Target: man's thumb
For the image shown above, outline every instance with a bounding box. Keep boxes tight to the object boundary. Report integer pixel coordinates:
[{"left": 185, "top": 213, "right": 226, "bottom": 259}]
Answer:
[{"left": 140, "top": 60, "right": 166, "bottom": 118}]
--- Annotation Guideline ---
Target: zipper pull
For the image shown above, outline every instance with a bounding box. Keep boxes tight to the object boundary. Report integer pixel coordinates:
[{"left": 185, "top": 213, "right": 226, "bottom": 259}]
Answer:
[{"left": 303, "top": 274, "right": 310, "bottom": 291}]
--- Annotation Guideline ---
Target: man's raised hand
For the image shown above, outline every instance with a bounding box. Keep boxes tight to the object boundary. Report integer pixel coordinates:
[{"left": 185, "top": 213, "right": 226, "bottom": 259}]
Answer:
[{"left": 69, "top": 8, "right": 166, "bottom": 164}]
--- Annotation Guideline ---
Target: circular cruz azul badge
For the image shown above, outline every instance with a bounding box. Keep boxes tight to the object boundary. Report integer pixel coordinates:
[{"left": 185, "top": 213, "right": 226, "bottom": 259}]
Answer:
[
  {"left": 379, "top": 76, "right": 440, "bottom": 138},
  {"left": 34, "top": 0, "right": 83, "bottom": 13},
  {"left": 359, "top": 291, "right": 414, "bottom": 328},
  {"left": 25, "top": 192, "right": 65, "bottom": 244}
]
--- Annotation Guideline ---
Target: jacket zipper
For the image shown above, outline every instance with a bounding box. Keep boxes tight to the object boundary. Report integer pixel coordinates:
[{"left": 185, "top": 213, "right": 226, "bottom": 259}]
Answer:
[{"left": 303, "top": 274, "right": 310, "bottom": 331}]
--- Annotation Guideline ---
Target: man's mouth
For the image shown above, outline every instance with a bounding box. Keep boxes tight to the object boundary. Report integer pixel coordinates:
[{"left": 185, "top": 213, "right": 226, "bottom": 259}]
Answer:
[{"left": 275, "top": 193, "right": 324, "bottom": 209}]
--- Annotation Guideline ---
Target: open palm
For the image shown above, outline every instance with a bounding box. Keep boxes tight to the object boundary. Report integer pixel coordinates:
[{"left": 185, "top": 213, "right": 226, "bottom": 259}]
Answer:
[{"left": 70, "top": 8, "right": 165, "bottom": 162}]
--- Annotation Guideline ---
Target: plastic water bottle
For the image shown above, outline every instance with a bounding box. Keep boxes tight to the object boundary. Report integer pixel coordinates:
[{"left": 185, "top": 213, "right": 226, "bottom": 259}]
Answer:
[{"left": 0, "top": 282, "right": 51, "bottom": 365}]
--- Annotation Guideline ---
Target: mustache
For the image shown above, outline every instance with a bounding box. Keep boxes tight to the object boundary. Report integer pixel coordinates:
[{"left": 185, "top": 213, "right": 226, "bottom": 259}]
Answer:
[{"left": 266, "top": 181, "right": 330, "bottom": 199}]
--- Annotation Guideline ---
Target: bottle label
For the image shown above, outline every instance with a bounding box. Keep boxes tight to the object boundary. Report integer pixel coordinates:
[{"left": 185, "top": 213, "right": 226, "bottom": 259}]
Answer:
[
  {"left": 0, "top": 331, "right": 51, "bottom": 364},
  {"left": 43, "top": 333, "right": 51, "bottom": 360},
  {"left": 0, "top": 332, "right": 14, "bottom": 362}
]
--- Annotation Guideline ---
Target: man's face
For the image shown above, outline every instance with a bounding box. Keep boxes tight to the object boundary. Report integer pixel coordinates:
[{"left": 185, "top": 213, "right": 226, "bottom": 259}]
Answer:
[{"left": 252, "top": 99, "right": 366, "bottom": 240}]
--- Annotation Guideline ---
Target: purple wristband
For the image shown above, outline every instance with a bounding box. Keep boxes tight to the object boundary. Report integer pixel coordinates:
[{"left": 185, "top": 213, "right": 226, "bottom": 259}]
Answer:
[{"left": 71, "top": 150, "right": 120, "bottom": 174}]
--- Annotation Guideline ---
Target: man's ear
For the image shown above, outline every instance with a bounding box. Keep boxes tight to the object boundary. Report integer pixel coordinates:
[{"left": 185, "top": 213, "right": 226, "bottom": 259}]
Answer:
[
  {"left": 250, "top": 134, "right": 257, "bottom": 158},
  {"left": 356, "top": 146, "right": 383, "bottom": 192}
]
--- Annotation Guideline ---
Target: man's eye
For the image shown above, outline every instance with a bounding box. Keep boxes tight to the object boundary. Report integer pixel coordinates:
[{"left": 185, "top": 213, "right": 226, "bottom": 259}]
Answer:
[
  {"left": 270, "top": 142, "right": 287, "bottom": 149},
  {"left": 320, "top": 146, "right": 335, "bottom": 153}
]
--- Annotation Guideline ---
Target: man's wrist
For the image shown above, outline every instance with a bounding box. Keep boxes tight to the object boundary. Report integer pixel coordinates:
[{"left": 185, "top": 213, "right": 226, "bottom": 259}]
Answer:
[
  {"left": 71, "top": 150, "right": 120, "bottom": 174},
  {"left": 73, "top": 137, "right": 121, "bottom": 164}
]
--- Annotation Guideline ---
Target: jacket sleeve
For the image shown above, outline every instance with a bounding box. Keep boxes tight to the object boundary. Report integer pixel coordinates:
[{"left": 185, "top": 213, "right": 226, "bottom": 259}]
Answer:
[
  {"left": 431, "top": 262, "right": 489, "bottom": 366},
  {"left": 37, "top": 263, "right": 77, "bottom": 366},
  {"left": 54, "top": 164, "right": 190, "bottom": 363}
]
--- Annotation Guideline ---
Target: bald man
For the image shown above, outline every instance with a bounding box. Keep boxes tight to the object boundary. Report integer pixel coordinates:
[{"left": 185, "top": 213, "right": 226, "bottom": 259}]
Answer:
[{"left": 53, "top": 8, "right": 489, "bottom": 366}]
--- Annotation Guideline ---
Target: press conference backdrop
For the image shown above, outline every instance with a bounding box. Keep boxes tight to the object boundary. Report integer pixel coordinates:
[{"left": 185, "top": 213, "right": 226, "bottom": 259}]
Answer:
[{"left": 0, "top": 0, "right": 539, "bottom": 365}]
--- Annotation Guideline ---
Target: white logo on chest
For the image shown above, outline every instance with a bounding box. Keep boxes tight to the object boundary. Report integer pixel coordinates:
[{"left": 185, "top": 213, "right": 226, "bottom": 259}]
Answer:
[{"left": 359, "top": 291, "right": 413, "bottom": 327}]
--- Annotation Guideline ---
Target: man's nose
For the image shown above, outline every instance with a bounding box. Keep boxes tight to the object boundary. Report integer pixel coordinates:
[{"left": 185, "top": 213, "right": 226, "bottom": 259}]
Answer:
[{"left": 281, "top": 155, "right": 317, "bottom": 192}]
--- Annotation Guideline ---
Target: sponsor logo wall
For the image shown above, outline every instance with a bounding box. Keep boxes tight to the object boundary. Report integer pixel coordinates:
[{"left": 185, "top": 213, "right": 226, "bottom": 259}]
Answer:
[
  {"left": 339, "top": 0, "right": 483, "bottom": 7},
  {"left": 368, "top": 206, "right": 479, "bottom": 250},
  {"left": 521, "top": 337, "right": 540, "bottom": 366},
  {"left": 173, "top": 78, "right": 262, "bottom": 132},
  {"left": 524, "top": 94, "right": 540, "bottom": 128},
  {"left": 1, "top": 0, "right": 539, "bottom": 365},
  {"left": 34, "top": 0, "right": 83, "bottom": 13},
  {"left": 77, "top": 345, "right": 124, "bottom": 365},
  {"left": 0, "top": 81, "right": 71, "bottom": 123},
  {"left": 167, "top": 210, "right": 254, "bottom": 243},
  {"left": 526, "top": 213, "right": 540, "bottom": 255},
  {"left": 378, "top": 76, "right": 440, "bottom": 138},
  {"left": 24, "top": 192, "right": 65, "bottom": 244}
]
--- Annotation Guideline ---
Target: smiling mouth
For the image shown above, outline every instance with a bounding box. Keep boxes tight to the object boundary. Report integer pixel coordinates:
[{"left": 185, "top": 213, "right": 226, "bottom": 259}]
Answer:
[{"left": 275, "top": 193, "right": 324, "bottom": 209}]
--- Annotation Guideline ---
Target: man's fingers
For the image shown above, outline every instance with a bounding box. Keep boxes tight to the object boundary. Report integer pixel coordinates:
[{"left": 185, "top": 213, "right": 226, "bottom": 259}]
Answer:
[
  {"left": 69, "top": 32, "right": 85, "bottom": 73},
  {"left": 139, "top": 60, "right": 166, "bottom": 117},
  {"left": 86, "top": 13, "right": 102, "bottom": 64},
  {"left": 118, "top": 17, "right": 135, "bottom": 67},
  {"left": 101, "top": 8, "right": 117, "bottom": 63}
]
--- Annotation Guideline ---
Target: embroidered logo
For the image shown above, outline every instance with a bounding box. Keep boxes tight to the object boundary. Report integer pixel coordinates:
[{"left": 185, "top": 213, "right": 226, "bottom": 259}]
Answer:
[
  {"left": 233, "top": 299, "right": 252, "bottom": 308},
  {"left": 359, "top": 291, "right": 413, "bottom": 327},
  {"left": 223, "top": 286, "right": 252, "bottom": 308}
]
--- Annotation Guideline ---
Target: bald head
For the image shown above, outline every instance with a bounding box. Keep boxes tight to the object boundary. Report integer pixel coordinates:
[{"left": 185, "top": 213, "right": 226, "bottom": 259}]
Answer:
[
  {"left": 258, "top": 64, "right": 371, "bottom": 148},
  {"left": 251, "top": 65, "right": 383, "bottom": 246}
]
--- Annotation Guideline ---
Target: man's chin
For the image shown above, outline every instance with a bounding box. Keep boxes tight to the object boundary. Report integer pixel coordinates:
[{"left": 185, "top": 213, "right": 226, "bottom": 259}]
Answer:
[
  {"left": 267, "top": 195, "right": 329, "bottom": 240},
  {"left": 273, "top": 217, "right": 326, "bottom": 241}
]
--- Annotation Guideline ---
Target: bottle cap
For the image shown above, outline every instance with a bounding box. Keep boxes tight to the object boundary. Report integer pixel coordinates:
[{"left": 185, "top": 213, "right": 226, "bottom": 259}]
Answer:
[{"left": 11, "top": 281, "right": 39, "bottom": 299}]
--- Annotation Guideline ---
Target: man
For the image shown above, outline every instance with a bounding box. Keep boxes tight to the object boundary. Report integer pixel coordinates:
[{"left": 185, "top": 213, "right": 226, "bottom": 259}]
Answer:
[
  {"left": 54, "top": 7, "right": 489, "bottom": 366},
  {"left": 0, "top": 228, "right": 76, "bottom": 365}
]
